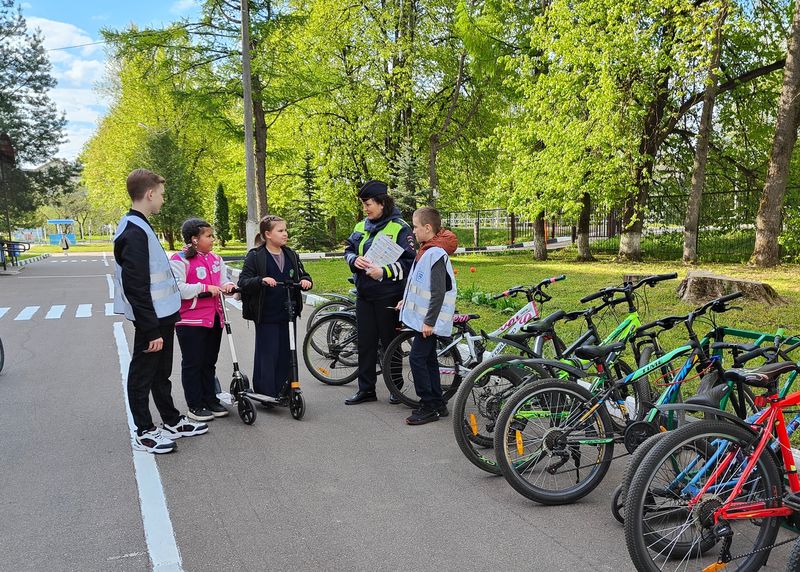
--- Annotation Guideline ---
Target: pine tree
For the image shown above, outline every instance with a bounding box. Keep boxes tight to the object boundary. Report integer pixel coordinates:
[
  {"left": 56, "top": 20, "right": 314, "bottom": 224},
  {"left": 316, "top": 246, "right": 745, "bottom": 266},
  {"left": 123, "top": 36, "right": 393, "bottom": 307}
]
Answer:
[
  {"left": 214, "top": 182, "right": 231, "bottom": 247},
  {"left": 292, "top": 151, "right": 332, "bottom": 252}
]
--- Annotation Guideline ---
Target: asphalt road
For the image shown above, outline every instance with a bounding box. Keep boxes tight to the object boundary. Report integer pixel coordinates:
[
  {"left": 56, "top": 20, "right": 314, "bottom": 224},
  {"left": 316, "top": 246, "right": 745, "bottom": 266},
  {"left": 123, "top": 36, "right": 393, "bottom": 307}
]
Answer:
[{"left": 0, "top": 255, "right": 793, "bottom": 571}]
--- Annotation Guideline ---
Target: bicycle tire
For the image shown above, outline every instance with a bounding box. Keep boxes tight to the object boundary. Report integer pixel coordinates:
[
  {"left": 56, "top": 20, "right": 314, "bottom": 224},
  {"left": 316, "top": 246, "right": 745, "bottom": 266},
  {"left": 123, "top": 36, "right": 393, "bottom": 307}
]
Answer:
[
  {"left": 494, "top": 378, "right": 615, "bottom": 505},
  {"left": 451, "top": 355, "right": 529, "bottom": 475},
  {"left": 0, "top": 336, "right": 4, "bottom": 374},
  {"left": 306, "top": 299, "right": 355, "bottom": 330},
  {"left": 302, "top": 313, "right": 359, "bottom": 385},
  {"left": 382, "top": 330, "right": 463, "bottom": 407},
  {"left": 612, "top": 431, "right": 669, "bottom": 524},
  {"left": 788, "top": 537, "right": 800, "bottom": 572},
  {"left": 624, "top": 420, "right": 782, "bottom": 571}
]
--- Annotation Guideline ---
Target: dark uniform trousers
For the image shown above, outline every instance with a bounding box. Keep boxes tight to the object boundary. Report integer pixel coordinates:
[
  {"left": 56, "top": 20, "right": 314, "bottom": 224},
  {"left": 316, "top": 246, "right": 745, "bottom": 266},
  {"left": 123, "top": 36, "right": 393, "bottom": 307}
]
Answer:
[{"left": 356, "top": 295, "right": 401, "bottom": 393}]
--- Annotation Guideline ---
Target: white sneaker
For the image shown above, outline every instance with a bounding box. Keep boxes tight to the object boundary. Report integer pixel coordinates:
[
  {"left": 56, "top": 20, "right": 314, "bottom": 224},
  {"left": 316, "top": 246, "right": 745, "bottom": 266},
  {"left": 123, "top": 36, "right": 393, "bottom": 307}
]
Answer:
[
  {"left": 133, "top": 428, "right": 177, "bottom": 454},
  {"left": 162, "top": 415, "right": 209, "bottom": 440}
]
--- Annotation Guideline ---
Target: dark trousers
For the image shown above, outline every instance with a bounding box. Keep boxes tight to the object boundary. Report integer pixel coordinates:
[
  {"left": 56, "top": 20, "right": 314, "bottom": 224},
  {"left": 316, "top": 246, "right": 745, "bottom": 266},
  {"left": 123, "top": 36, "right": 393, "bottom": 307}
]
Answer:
[
  {"left": 409, "top": 332, "right": 445, "bottom": 411},
  {"left": 356, "top": 295, "right": 401, "bottom": 393},
  {"left": 176, "top": 315, "right": 223, "bottom": 409},
  {"left": 253, "top": 322, "right": 291, "bottom": 398},
  {"left": 128, "top": 323, "right": 181, "bottom": 434}
]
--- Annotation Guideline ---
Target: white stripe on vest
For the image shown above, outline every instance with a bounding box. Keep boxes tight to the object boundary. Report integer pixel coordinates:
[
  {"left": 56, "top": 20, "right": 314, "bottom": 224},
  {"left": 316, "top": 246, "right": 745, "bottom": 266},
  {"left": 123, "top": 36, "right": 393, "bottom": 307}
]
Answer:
[
  {"left": 400, "top": 247, "right": 457, "bottom": 337},
  {"left": 113, "top": 214, "right": 181, "bottom": 321}
]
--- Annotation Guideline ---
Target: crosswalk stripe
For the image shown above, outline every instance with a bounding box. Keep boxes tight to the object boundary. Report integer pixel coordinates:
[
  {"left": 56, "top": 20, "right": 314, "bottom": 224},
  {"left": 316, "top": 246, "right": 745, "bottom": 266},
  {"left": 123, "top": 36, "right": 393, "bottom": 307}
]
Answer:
[
  {"left": 45, "top": 305, "right": 66, "bottom": 319},
  {"left": 75, "top": 304, "right": 92, "bottom": 318},
  {"left": 105, "top": 303, "right": 115, "bottom": 316},
  {"left": 0, "top": 307, "right": 8, "bottom": 319},
  {"left": 14, "top": 306, "right": 40, "bottom": 320}
]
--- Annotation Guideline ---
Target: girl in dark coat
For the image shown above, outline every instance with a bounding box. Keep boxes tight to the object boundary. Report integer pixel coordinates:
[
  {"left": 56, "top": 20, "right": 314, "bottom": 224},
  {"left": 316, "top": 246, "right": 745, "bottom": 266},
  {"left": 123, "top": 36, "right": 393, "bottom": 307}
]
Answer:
[{"left": 238, "top": 216, "right": 312, "bottom": 400}]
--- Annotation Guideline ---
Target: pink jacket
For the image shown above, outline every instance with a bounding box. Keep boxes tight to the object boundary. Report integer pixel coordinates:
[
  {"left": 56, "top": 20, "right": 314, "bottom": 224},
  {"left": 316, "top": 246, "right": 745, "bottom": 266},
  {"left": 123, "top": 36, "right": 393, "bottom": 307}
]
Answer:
[{"left": 169, "top": 250, "right": 234, "bottom": 328}]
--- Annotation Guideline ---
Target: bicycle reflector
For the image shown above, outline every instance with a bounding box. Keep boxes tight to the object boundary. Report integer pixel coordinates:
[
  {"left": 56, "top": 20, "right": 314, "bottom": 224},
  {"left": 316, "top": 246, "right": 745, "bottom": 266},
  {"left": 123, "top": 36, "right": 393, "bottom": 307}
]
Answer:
[
  {"left": 468, "top": 414, "right": 479, "bottom": 436},
  {"left": 317, "top": 367, "right": 330, "bottom": 376},
  {"left": 516, "top": 430, "right": 524, "bottom": 455}
]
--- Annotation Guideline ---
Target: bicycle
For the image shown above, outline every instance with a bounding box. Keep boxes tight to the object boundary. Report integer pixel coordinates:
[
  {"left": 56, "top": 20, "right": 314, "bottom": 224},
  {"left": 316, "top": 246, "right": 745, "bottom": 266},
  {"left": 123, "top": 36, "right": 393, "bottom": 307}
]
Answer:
[
  {"left": 452, "top": 273, "right": 677, "bottom": 475},
  {"left": 623, "top": 358, "right": 800, "bottom": 571},
  {"left": 491, "top": 291, "right": 750, "bottom": 505},
  {"left": 380, "top": 274, "right": 568, "bottom": 408}
]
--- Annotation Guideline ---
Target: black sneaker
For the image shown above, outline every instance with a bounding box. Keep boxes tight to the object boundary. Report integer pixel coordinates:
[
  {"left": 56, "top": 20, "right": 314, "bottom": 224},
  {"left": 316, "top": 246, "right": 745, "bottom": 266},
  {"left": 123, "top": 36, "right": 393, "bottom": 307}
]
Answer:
[
  {"left": 413, "top": 405, "right": 448, "bottom": 418},
  {"left": 405, "top": 409, "right": 439, "bottom": 425},
  {"left": 187, "top": 407, "right": 214, "bottom": 422},
  {"left": 208, "top": 402, "right": 229, "bottom": 418}
]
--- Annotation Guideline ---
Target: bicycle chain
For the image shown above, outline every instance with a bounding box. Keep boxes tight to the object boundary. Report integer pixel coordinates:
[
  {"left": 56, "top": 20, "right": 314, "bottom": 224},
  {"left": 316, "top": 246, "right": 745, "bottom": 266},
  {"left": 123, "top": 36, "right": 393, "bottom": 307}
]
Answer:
[{"left": 711, "top": 493, "right": 795, "bottom": 563}]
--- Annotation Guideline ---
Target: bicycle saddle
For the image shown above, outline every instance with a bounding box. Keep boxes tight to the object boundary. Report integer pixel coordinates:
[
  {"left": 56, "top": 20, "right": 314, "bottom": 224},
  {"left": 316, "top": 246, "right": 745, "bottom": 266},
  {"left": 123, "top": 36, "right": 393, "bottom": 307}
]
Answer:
[
  {"left": 520, "top": 310, "right": 567, "bottom": 334},
  {"left": 453, "top": 314, "right": 480, "bottom": 324},
  {"left": 685, "top": 384, "right": 728, "bottom": 409},
  {"left": 723, "top": 361, "right": 799, "bottom": 389},
  {"left": 574, "top": 341, "right": 626, "bottom": 362}
]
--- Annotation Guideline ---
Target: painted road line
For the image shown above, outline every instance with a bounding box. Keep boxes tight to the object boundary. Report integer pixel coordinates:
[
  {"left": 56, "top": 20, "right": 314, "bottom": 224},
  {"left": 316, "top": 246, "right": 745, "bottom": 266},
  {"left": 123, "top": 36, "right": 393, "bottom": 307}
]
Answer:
[
  {"left": 75, "top": 304, "right": 92, "bottom": 318},
  {"left": 103, "top": 252, "right": 109, "bottom": 267},
  {"left": 14, "top": 306, "right": 39, "bottom": 321},
  {"left": 70, "top": 260, "right": 78, "bottom": 263},
  {"left": 105, "top": 303, "right": 115, "bottom": 316},
  {"left": 45, "top": 305, "right": 66, "bottom": 320},
  {"left": 0, "top": 308, "right": 8, "bottom": 319},
  {"left": 113, "top": 322, "right": 184, "bottom": 572},
  {"left": 106, "top": 274, "right": 115, "bottom": 299}
]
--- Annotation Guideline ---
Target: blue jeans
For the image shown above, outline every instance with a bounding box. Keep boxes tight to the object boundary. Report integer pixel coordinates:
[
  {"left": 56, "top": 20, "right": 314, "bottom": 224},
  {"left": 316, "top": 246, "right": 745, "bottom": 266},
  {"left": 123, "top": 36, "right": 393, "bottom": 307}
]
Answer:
[{"left": 409, "top": 332, "right": 444, "bottom": 411}]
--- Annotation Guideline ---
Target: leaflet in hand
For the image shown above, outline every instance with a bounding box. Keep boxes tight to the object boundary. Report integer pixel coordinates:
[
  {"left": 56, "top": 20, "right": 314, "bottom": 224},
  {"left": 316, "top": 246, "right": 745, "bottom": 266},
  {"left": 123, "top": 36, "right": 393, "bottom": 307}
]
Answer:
[{"left": 364, "top": 233, "right": 405, "bottom": 267}]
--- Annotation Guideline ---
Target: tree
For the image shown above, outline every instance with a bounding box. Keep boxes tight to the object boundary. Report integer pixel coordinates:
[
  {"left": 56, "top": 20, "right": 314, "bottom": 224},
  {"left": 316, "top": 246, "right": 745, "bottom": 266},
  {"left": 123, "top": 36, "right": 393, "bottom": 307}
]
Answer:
[
  {"left": 751, "top": 2, "right": 800, "bottom": 267},
  {"left": 393, "top": 135, "right": 423, "bottom": 218},
  {"left": 0, "top": 1, "right": 66, "bottom": 164},
  {"left": 214, "top": 182, "right": 231, "bottom": 247},
  {"left": 291, "top": 151, "right": 332, "bottom": 252}
]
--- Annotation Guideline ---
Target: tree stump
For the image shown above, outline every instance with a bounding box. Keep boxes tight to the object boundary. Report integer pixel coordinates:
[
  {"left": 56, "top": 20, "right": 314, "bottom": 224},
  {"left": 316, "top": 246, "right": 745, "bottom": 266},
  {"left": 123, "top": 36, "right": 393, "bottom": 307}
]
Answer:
[
  {"left": 623, "top": 274, "right": 648, "bottom": 285},
  {"left": 676, "top": 270, "right": 786, "bottom": 305}
]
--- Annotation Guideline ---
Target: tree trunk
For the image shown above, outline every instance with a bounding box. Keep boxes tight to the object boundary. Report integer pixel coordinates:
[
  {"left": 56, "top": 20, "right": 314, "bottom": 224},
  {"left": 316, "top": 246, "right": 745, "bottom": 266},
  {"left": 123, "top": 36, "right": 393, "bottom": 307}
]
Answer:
[
  {"left": 577, "top": 192, "right": 594, "bottom": 261},
  {"left": 252, "top": 77, "right": 269, "bottom": 218},
  {"left": 428, "top": 134, "right": 439, "bottom": 206},
  {"left": 751, "top": 4, "right": 800, "bottom": 266},
  {"left": 683, "top": 5, "right": 726, "bottom": 264},
  {"left": 533, "top": 211, "right": 548, "bottom": 260}
]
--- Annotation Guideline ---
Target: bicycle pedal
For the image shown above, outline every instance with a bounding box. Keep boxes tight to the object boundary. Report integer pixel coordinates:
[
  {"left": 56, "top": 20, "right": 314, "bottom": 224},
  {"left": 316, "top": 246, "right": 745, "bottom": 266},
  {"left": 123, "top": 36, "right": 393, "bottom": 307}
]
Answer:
[{"left": 783, "top": 492, "right": 800, "bottom": 511}]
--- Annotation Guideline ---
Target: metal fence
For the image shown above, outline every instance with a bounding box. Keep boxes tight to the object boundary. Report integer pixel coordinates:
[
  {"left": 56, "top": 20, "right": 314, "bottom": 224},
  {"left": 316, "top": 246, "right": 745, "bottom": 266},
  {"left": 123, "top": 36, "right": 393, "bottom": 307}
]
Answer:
[{"left": 445, "top": 189, "right": 766, "bottom": 262}]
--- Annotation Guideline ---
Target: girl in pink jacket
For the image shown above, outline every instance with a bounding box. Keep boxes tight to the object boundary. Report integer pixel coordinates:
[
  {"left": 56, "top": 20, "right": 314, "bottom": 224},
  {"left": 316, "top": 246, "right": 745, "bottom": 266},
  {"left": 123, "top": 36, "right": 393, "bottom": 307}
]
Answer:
[{"left": 170, "top": 218, "right": 235, "bottom": 422}]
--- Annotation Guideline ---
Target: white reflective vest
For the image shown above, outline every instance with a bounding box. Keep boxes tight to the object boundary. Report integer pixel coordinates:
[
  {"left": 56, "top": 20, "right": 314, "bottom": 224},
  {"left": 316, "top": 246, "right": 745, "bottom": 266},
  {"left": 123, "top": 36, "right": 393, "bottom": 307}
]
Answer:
[
  {"left": 113, "top": 214, "right": 181, "bottom": 321},
  {"left": 400, "top": 247, "right": 457, "bottom": 337}
]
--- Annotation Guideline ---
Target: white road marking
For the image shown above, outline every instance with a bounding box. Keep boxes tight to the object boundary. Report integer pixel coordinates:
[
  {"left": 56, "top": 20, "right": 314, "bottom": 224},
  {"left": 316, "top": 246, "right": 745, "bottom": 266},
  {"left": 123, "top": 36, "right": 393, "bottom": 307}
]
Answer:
[
  {"left": 113, "top": 322, "right": 184, "bottom": 572},
  {"left": 0, "top": 307, "right": 8, "bottom": 319},
  {"left": 106, "top": 274, "right": 115, "bottom": 299},
  {"left": 106, "top": 303, "right": 115, "bottom": 316},
  {"left": 70, "top": 260, "right": 78, "bottom": 263},
  {"left": 14, "top": 306, "right": 39, "bottom": 321},
  {"left": 75, "top": 304, "right": 92, "bottom": 318},
  {"left": 103, "top": 252, "right": 109, "bottom": 267},
  {"left": 45, "top": 305, "right": 66, "bottom": 320}
]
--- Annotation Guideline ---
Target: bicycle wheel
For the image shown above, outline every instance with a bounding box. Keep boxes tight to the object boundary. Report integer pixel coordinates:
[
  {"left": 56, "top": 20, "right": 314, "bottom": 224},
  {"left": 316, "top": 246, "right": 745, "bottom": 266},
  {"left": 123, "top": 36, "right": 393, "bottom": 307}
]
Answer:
[
  {"left": 302, "top": 313, "right": 359, "bottom": 385},
  {"left": 494, "top": 378, "right": 615, "bottom": 505},
  {"left": 0, "top": 336, "right": 4, "bottom": 374},
  {"left": 451, "top": 355, "right": 528, "bottom": 475},
  {"left": 382, "top": 330, "right": 462, "bottom": 407},
  {"left": 306, "top": 299, "right": 354, "bottom": 330},
  {"left": 624, "top": 420, "right": 782, "bottom": 571},
  {"left": 612, "top": 431, "right": 669, "bottom": 524}
]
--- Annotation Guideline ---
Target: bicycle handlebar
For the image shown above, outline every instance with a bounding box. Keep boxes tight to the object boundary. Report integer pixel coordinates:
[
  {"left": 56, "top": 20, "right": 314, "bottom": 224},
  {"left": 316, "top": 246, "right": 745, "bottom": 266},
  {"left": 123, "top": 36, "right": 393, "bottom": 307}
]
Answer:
[
  {"left": 492, "top": 275, "right": 566, "bottom": 300},
  {"left": 579, "top": 272, "right": 678, "bottom": 304}
]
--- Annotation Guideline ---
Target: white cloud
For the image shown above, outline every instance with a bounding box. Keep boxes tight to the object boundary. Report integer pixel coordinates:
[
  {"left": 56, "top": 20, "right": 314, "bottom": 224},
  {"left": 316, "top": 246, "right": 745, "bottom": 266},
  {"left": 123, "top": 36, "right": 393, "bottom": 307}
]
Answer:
[
  {"left": 50, "top": 88, "right": 105, "bottom": 124},
  {"left": 170, "top": 0, "right": 200, "bottom": 14},
  {"left": 58, "top": 123, "right": 98, "bottom": 161},
  {"left": 21, "top": 2, "right": 32, "bottom": 8},
  {"left": 63, "top": 59, "right": 105, "bottom": 85},
  {"left": 26, "top": 17, "right": 100, "bottom": 56}
]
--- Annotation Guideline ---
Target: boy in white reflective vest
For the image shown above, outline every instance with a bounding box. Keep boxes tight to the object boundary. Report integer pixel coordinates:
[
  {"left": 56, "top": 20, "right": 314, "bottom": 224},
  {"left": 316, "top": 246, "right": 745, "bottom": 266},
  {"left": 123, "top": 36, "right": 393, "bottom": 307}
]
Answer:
[
  {"left": 397, "top": 207, "right": 458, "bottom": 425},
  {"left": 113, "top": 169, "right": 208, "bottom": 454}
]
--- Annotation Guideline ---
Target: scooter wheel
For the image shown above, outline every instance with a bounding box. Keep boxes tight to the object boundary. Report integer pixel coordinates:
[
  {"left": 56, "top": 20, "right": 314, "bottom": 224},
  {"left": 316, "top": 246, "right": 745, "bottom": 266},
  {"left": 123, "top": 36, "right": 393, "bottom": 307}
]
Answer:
[
  {"left": 610, "top": 484, "right": 625, "bottom": 524},
  {"left": 238, "top": 397, "right": 257, "bottom": 425},
  {"left": 290, "top": 393, "right": 305, "bottom": 420}
]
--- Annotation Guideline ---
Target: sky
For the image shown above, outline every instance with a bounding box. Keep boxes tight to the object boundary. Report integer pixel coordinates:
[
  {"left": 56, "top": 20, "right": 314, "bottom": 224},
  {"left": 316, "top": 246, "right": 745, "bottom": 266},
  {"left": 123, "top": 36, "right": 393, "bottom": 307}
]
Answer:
[{"left": 19, "top": 0, "right": 204, "bottom": 163}]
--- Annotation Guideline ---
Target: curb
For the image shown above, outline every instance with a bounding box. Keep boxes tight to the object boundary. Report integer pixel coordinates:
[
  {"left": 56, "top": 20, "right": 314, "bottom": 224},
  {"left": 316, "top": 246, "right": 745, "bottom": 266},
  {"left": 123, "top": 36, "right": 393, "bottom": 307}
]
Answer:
[{"left": 17, "top": 253, "right": 50, "bottom": 266}]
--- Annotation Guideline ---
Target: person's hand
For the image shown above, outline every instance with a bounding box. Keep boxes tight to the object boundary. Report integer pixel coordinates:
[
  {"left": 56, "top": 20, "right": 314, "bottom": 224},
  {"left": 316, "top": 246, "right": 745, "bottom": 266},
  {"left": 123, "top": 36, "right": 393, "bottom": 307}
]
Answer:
[
  {"left": 422, "top": 324, "right": 434, "bottom": 338},
  {"left": 221, "top": 283, "right": 236, "bottom": 294},
  {"left": 300, "top": 279, "right": 312, "bottom": 290},
  {"left": 145, "top": 337, "right": 164, "bottom": 353},
  {"left": 207, "top": 285, "right": 222, "bottom": 297},
  {"left": 395, "top": 300, "right": 404, "bottom": 311},
  {"left": 262, "top": 277, "right": 277, "bottom": 287},
  {"left": 353, "top": 256, "right": 373, "bottom": 270},
  {"left": 366, "top": 266, "right": 383, "bottom": 280}
]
